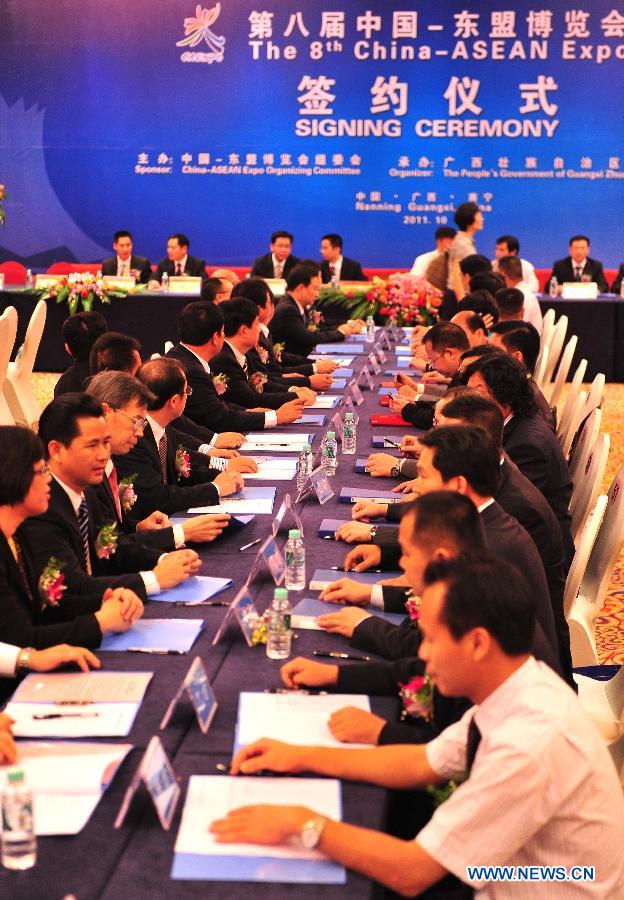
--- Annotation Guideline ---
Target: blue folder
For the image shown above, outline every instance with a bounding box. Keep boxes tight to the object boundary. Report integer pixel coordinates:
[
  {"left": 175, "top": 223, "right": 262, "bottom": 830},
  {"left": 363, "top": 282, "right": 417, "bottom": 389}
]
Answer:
[
  {"left": 172, "top": 853, "right": 345, "bottom": 884},
  {"left": 395, "top": 346, "right": 411, "bottom": 355},
  {"left": 100, "top": 619, "right": 204, "bottom": 652},
  {"left": 292, "top": 596, "right": 404, "bottom": 627},
  {"left": 169, "top": 515, "right": 254, "bottom": 527},
  {"left": 339, "top": 487, "right": 402, "bottom": 504},
  {"left": 150, "top": 575, "right": 232, "bottom": 604},
  {"left": 378, "top": 386, "right": 397, "bottom": 396},
  {"left": 332, "top": 368, "right": 353, "bottom": 378},
  {"left": 327, "top": 379, "right": 347, "bottom": 391},
  {"left": 309, "top": 568, "right": 402, "bottom": 589},
  {"left": 318, "top": 518, "right": 352, "bottom": 538},
  {"left": 354, "top": 458, "right": 369, "bottom": 473},
  {"left": 299, "top": 414, "right": 327, "bottom": 426},
  {"left": 314, "top": 343, "right": 366, "bottom": 355}
]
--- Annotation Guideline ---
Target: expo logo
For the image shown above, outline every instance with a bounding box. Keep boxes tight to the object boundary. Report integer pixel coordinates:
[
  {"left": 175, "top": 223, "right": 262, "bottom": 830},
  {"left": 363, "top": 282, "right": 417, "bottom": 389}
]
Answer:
[{"left": 177, "top": 3, "right": 226, "bottom": 64}]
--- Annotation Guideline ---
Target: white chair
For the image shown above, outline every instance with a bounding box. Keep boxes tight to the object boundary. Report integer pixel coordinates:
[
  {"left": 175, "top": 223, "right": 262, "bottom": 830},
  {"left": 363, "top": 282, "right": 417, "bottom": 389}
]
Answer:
[
  {"left": 541, "top": 307, "right": 556, "bottom": 349},
  {"left": 564, "top": 494, "right": 607, "bottom": 618},
  {"left": 567, "top": 466, "right": 624, "bottom": 667},
  {"left": 164, "top": 341, "right": 174, "bottom": 354},
  {"left": 541, "top": 314, "right": 568, "bottom": 389},
  {"left": 569, "top": 433, "right": 610, "bottom": 545},
  {"left": 574, "top": 666, "right": 624, "bottom": 783},
  {"left": 0, "top": 307, "right": 18, "bottom": 425},
  {"left": 557, "top": 358, "right": 588, "bottom": 439},
  {"left": 580, "top": 373, "right": 605, "bottom": 423},
  {"left": 568, "top": 408, "right": 602, "bottom": 488},
  {"left": 532, "top": 342, "right": 549, "bottom": 392},
  {"left": 560, "top": 389, "right": 587, "bottom": 459},
  {"left": 3, "top": 300, "right": 47, "bottom": 428},
  {"left": 545, "top": 334, "right": 577, "bottom": 407}
]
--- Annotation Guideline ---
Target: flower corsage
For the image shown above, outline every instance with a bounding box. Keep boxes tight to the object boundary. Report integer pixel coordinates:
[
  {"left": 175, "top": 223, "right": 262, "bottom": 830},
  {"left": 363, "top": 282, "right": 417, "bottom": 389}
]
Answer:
[
  {"left": 118, "top": 474, "right": 138, "bottom": 512},
  {"left": 250, "top": 371, "right": 267, "bottom": 393},
  {"left": 307, "top": 309, "right": 324, "bottom": 332},
  {"left": 273, "top": 341, "right": 285, "bottom": 362},
  {"left": 175, "top": 446, "right": 191, "bottom": 479},
  {"left": 405, "top": 591, "right": 421, "bottom": 622},
  {"left": 399, "top": 674, "right": 433, "bottom": 722},
  {"left": 38, "top": 557, "right": 66, "bottom": 608},
  {"left": 213, "top": 372, "right": 229, "bottom": 396},
  {"left": 95, "top": 523, "right": 119, "bottom": 560},
  {"left": 257, "top": 345, "right": 269, "bottom": 365}
]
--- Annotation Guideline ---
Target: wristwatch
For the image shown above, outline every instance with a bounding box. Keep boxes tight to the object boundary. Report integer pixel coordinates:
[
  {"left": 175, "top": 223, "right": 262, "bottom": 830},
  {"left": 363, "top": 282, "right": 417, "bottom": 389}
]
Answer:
[
  {"left": 369, "top": 525, "right": 378, "bottom": 539},
  {"left": 300, "top": 816, "right": 328, "bottom": 850},
  {"left": 16, "top": 647, "right": 33, "bottom": 674},
  {"left": 390, "top": 464, "right": 401, "bottom": 478}
]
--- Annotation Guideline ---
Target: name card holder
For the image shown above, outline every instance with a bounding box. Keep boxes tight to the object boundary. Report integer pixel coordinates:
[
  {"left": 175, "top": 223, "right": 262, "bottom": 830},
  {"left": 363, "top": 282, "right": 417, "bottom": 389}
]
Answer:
[
  {"left": 380, "top": 330, "right": 392, "bottom": 350},
  {"left": 368, "top": 353, "right": 381, "bottom": 375},
  {"left": 272, "top": 492, "right": 304, "bottom": 538},
  {"left": 376, "top": 345, "right": 387, "bottom": 364},
  {"left": 310, "top": 465, "right": 335, "bottom": 505},
  {"left": 160, "top": 656, "right": 218, "bottom": 735},
  {"left": 359, "top": 367, "right": 375, "bottom": 391},
  {"left": 347, "top": 379, "right": 364, "bottom": 406},
  {"left": 246, "top": 535, "right": 285, "bottom": 587},
  {"left": 114, "top": 735, "right": 180, "bottom": 831}
]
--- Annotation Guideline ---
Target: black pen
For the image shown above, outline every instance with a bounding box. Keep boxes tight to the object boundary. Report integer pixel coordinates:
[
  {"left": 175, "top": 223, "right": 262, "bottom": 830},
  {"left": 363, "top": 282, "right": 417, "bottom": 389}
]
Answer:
[
  {"left": 127, "top": 647, "right": 185, "bottom": 655},
  {"left": 33, "top": 712, "right": 100, "bottom": 720},
  {"left": 174, "top": 600, "right": 229, "bottom": 607},
  {"left": 239, "top": 538, "right": 262, "bottom": 552},
  {"left": 313, "top": 651, "right": 370, "bottom": 662},
  {"left": 331, "top": 565, "right": 383, "bottom": 574},
  {"left": 383, "top": 438, "right": 402, "bottom": 450}
]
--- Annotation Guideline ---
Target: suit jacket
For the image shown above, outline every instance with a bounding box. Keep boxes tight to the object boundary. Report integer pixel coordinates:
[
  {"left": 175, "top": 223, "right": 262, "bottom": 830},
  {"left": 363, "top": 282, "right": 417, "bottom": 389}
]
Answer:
[
  {"left": 171, "top": 414, "right": 215, "bottom": 447},
  {"left": 210, "top": 342, "right": 294, "bottom": 411},
  {"left": 269, "top": 294, "right": 346, "bottom": 358},
  {"left": 156, "top": 254, "right": 206, "bottom": 280},
  {"left": 53, "top": 358, "right": 91, "bottom": 397},
  {"left": 254, "top": 330, "right": 312, "bottom": 386},
  {"left": 611, "top": 263, "right": 624, "bottom": 295},
  {"left": 113, "top": 422, "right": 220, "bottom": 519},
  {"left": 166, "top": 344, "right": 266, "bottom": 433},
  {"left": 401, "top": 370, "right": 464, "bottom": 431},
  {"left": 250, "top": 253, "right": 300, "bottom": 279},
  {"left": 531, "top": 378, "right": 556, "bottom": 430},
  {"left": 101, "top": 254, "right": 152, "bottom": 284},
  {"left": 546, "top": 256, "right": 608, "bottom": 293},
  {"left": 320, "top": 256, "right": 367, "bottom": 283},
  {"left": 503, "top": 413, "right": 574, "bottom": 565},
  {"left": 92, "top": 468, "right": 176, "bottom": 554},
  {"left": 21, "top": 479, "right": 150, "bottom": 618}
]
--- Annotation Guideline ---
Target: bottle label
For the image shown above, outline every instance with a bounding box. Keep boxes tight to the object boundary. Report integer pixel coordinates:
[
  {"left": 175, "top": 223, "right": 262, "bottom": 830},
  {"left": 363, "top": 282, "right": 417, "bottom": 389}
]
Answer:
[
  {"left": 343, "top": 425, "right": 353, "bottom": 439},
  {"left": 3, "top": 800, "right": 33, "bottom": 832},
  {"left": 285, "top": 550, "right": 295, "bottom": 566},
  {"left": 323, "top": 446, "right": 336, "bottom": 458},
  {"left": 283, "top": 613, "right": 291, "bottom": 631}
]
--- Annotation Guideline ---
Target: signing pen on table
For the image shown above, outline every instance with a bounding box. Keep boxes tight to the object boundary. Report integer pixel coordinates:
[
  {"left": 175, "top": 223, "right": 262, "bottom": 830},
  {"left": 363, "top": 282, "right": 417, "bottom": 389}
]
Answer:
[
  {"left": 127, "top": 647, "right": 185, "bottom": 655},
  {"left": 331, "top": 565, "right": 383, "bottom": 574},
  {"left": 239, "top": 538, "right": 262, "bottom": 552},
  {"left": 32, "top": 712, "right": 100, "bottom": 720},
  {"left": 383, "top": 438, "right": 402, "bottom": 450},
  {"left": 174, "top": 600, "right": 229, "bottom": 607},
  {"left": 313, "top": 651, "right": 370, "bottom": 662}
]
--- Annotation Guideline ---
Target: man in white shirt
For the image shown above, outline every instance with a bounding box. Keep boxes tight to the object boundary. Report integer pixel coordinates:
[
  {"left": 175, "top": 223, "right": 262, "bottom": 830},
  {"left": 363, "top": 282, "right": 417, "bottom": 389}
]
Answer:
[
  {"left": 410, "top": 226, "right": 456, "bottom": 277},
  {"left": 492, "top": 235, "right": 539, "bottom": 293},
  {"left": 497, "top": 255, "right": 543, "bottom": 334},
  {"left": 209, "top": 554, "right": 624, "bottom": 898}
]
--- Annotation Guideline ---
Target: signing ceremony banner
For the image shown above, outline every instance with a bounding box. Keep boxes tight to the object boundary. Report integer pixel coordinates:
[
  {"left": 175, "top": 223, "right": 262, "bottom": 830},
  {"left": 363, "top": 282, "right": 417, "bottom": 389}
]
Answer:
[{"left": 1, "top": 1, "right": 623, "bottom": 268}]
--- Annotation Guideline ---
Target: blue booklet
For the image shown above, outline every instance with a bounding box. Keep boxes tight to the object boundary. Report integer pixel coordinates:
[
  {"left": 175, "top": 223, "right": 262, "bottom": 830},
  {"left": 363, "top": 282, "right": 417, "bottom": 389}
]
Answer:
[
  {"left": 315, "top": 343, "right": 366, "bottom": 355},
  {"left": 309, "top": 568, "right": 402, "bottom": 590},
  {"left": 292, "top": 596, "right": 403, "bottom": 626},
  {"left": 100, "top": 619, "right": 204, "bottom": 652},
  {"left": 327, "top": 378, "right": 347, "bottom": 390},
  {"left": 354, "top": 458, "right": 369, "bottom": 473},
  {"left": 332, "top": 368, "right": 353, "bottom": 378},
  {"left": 318, "top": 518, "right": 351, "bottom": 538},
  {"left": 299, "top": 413, "right": 327, "bottom": 426},
  {"left": 169, "top": 514, "right": 254, "bottom": 527},
  {"left": 378, "top": 386, "right": 397, "bottom": 396},
  {"left": 339, "top": 487, "right": 403, "bottom": 504},
  {"left": 150, "top": 575, "right": 232, "bottom": 604}
]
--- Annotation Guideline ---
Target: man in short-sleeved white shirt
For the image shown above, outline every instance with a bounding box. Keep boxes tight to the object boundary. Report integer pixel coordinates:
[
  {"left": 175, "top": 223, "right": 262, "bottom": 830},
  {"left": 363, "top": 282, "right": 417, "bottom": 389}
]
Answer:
[
  {"left": 492, "top": 235, "right": 540, "bottom": 293},
  {"left": 498, "top": 254, "right": 543, "bottom": 334},
  {"left": 411, "top": 226, "right": 456, "bottom": 277}
]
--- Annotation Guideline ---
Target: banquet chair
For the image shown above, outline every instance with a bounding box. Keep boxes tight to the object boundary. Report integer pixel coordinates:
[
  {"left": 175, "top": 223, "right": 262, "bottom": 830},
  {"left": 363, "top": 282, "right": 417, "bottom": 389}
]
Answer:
[
  {"left": 560, "top": 389, "right": 587, "bottom": 458},
  {"left": 580, "top": 373, "right": 605, "bottom": 422},
  {"left": 545, "top": 334, "right": 577, "bottom": 407},
  {"left": 0, "top": 260, "right": 27, "bottom": 286},
  {"left": 532, "top": 343, "right": 549, "bottom": 392},
  {"left": 3, "top": 300, "right": 47, "bottom": 428},
  {"left": 564, "top": 494, "right": 607, "bottom": 618},
  {"left": 567, "top": 466, "right": 624, "bottom": 667},
  {"left": 540, "top": 307, "right": 556, "bottom": 349},
  {"left": 574, "top": 665, "right": 624, "bottom": 784},
  {"left": 556, "top": 358, "right": 588, "bottom": 439},
  {"left": 568, "top": 408, "right": 602, "bottom": 487},
  {"left": 541, "top": 315, "right": 568, "bottom": 389},
  {"left": 569, "top": 433, "right": 610, "bottom": 545},
  {"left": 0, "top": 307, "right": 18, "bottom": 425}
]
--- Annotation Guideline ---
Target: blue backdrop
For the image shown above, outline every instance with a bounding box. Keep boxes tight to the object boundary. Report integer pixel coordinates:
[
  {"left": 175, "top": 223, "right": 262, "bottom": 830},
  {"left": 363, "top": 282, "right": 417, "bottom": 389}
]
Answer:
[{"left": 1, "top": 0, "right": 623, "bottom": 268}]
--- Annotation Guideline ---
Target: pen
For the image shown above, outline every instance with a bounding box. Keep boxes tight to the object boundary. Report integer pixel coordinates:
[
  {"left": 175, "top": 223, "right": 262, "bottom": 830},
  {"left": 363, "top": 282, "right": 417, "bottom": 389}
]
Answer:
[
  {"left": 313, "top": 651, "right": 370, "bottom": 662},
  {"left": 32, "top": 712, "right": 100, "bottom": 720},
  {"left": 127, "top": 647, "right": 185, "bottom": 655},
  {"left": 178, "top": 600, "right": 229, "bottom": 608},
  {"left": 239, "top": 538, "right": 262, "bottom": 552},
  {"left": 331, "top": 565, "right": 383, "bottom": 574},
  {"left": 264, "top": 688, "right": 328, "bottom": 695},
  {"left": 383, "top": 438, "right": 402, "bottom": 449}
]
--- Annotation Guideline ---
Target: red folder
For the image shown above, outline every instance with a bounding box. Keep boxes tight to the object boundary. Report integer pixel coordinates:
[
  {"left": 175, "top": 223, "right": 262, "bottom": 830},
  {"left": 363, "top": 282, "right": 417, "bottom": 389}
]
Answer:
[{"left": 370, "top": 414, "right": 410, "bottom": 426}]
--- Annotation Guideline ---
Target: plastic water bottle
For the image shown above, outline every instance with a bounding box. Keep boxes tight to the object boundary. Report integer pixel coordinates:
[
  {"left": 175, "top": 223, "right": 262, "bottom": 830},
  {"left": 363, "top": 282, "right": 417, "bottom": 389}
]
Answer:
[
  {"left": 266, "top": 588, "right": 292, "bottom": 660},
  {"left": 322, "top": 431, "right": 338, "bottom": 475},
  {"left": 161, "top": 272, "right": 169, "bottom": 292},
  {"left": 25, "top": 269, "right": 33, "bottom": 290},
  {"left": 296, "top": 443, "right": 314, "bottom": 491},
  {"left": 284, "top": 529, "right": 305, "bottom": 591},
  {"left": 366, "top": 315, "right": 375, "bottom": 342},
  {"left": 342, "top": 411, "right": 357, "bottom": 454},
  {"left": 549, "top": 276, "right": 558, "bottom": 298},
  {"left": 1, "top": 770, "right": 36, "bottom": 870}
]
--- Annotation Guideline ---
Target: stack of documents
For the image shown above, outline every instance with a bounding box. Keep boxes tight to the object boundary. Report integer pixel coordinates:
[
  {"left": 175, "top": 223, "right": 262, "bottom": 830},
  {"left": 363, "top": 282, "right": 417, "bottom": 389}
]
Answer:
[
  {"left": 0, "top": 741, "right": 132, "bottom": 834},
  {"left": 5, "top": 671, "right": 152, "bottom": 737},
  {"left": 245, "top": 456, "right": 298, "bottom": 481},
  {"left": 151, "top": 575, "right": 232, "bottom": 604},
  {"left": 188, "top": 486, "right": 276, "bottom": 515},
  {"left": 100, "top": 619, "right": 204, "bottom": 653},
  {"left": 291, "top": 596, "right": 404, "bottom": 629},
  {"left": 309, "top": 355, "right": 355, "bottom": 367},
  {"left": 239, "top": 433, "right": 313, "bottom": 453},
  {"left": 310, "top": 395, "right": 340, "bottom": 409}
]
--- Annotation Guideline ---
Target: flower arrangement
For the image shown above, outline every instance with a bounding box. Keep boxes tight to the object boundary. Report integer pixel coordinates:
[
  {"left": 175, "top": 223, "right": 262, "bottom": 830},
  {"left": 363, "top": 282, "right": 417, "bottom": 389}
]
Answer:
[
  {"left": 38, "top": 557, "right": 66, "bottom": 608},
  {"left": 0, "top": 184, "right": 6, "bottom": 227},
  {"left": 118, "top": 474, "right": 138, "bottom": 512},
  {"left": 399, "top": 674, "right": 433, "bottom": 722},
  {"left": 212, "top": 372, "right": 229, "bottom": 396},
  {"left": 175, "top": 446, "right": 191, "bottom": 479},
  {"left": 307, "top": 309, "right": 324, "bottom": 332},
  {"left": 273, "top": 341, "right": 285, "bottom": 362},
  {"left": 95, "top": 523, "right": 119, "bottom": 560},
  {"left": 316, "top": 273, "right": 442, "bottom": 327},
  {"left": 248, "top": 609, "right": 269, "bottom": 646},
  {"left": 250, "top": 371, "right": 267, "bottom": 393},
  {"left": 38, "top": 271, "right": 143, "bottom": 315}
]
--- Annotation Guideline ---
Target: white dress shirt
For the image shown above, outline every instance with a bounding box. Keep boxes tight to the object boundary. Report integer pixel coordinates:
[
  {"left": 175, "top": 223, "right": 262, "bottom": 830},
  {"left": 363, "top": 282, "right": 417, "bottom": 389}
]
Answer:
[
  {"left": 518, "top": 282, "right": 543, "bottom": 334},
  {"left": 492, "top": 258, "right": 539, "bottom": 293},
  {"left": 0, "top": 643, "right": 20, "bottom": 677},
  {"left": 411, "top": 248, "right": 439, "bottom": 277},
  {"left": 327, "top": 255, "right": 343, "bottom": 282},
  {"left": 418, "top": 658, "right": 624, "bottom": 897}
]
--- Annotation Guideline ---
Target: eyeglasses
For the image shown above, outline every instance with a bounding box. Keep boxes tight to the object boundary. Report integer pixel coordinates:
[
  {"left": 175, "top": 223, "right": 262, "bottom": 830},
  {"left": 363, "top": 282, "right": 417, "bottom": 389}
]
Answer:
[
  {"left": 185, "top": 386, "right": 193, "bottom": 396},
  {"left": 113, "top": 408, "right": 147, "bottom": 433},
  {"left": 427, "top": 350, "right": 446, "bottom": 369},
  {"left": 34, "top": 462, "right": 50, "bottom": 476}
]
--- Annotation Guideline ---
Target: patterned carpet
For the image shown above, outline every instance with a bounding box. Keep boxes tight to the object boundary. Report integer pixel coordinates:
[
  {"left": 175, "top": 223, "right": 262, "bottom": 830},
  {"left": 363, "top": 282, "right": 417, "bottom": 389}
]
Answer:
[{"left": 31, "top": 374, "right": 624, "bottom": 665}]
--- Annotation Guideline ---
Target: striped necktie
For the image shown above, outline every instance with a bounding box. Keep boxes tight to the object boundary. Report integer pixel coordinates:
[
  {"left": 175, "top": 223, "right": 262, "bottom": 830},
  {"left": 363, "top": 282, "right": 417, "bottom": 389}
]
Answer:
[
  {"left": 77, "top": 498, "right": 92, "bottom": 574},
  {"left": 158, "top": 433, "right": 168, "bottom": 484}
]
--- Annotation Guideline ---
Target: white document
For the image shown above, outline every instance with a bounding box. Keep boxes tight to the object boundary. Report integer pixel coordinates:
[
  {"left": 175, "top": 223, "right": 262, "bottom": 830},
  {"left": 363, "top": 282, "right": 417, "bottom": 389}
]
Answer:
[
  {"left": 240, "top": 433, "right": 311, "bottom": 453},
  {"left": 175, "top": 775, "right": 341, "bottom": 860},
  {"left": 236, "top": 691, "right": 371, "bottom": 749},
  {"left": 6, "top": 702, "right": 140, "bottom": 738},
  {"left": 244, "top": 458, "right": 297, "bottom": 480},
  {"left": 0, "top": 741, "right": 132, "bottom": 835},
  {"left": 310, "top": 396, "right": 340, "bottom": 409},
  {"left": 188, "top": 499, "right": 274, "bottom": 515},
  {"left": 290, "top": 615, "right": 322, "bottom": 630},
  {"left": 11, "top": 671, "right": 153, "bottom": 704},
  {"left": 309, "top": 356, "right": 355, "bottom": 366}
]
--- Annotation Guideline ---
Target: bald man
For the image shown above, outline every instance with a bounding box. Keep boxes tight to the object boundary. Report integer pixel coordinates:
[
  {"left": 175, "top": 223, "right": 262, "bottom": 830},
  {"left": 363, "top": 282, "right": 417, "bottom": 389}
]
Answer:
[
  {"left": 450, "top": 311, "right": 488, "bottom": 347},
  {"left": 211, "top": 268, "right": 240, "bottom": 285}
]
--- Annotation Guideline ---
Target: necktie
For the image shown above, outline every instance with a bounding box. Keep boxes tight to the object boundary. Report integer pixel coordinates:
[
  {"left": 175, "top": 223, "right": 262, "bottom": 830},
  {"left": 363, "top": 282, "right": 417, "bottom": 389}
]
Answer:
[
  {"left": 77, "top": 498, "right": 92, "bottom": 574},
  {"left": 119, "top": 260, "right": 127, "bottom": 277},
  {"left": 274, "top": 261, "right": 283, "bottom": 278},
  {"left": 176, "top": 263, "right": 183, "bottom": 277},
  {"left": 108, "top": 466, "right": 122, "bottom": 520},
  {"left": 329, "top": 264, "right": 335, "bottom": 279},
  {"left": 575, "top": 265, "right": 582, "bottom": 281},
  {"left": 242, "top": 358, "right": 249, "bottom": 377},
  {"left": 7, "top": 535, "right": 34, "bottom": 604},
  {"left": 465, "top": 715, "right": 482, "bottom": 775},
  {"left": 158, "top": 433, "right": 168, "bottom": 484}
]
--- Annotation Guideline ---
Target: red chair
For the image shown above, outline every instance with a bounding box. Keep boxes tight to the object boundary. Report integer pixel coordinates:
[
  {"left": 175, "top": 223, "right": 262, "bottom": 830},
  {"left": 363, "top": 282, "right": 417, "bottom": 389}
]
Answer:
[
  {"left": 46, "top": 262, "right": 101, "bottom": 275},
  {"left": 0, "top": 261, "right": 27, "bottom": 286}
]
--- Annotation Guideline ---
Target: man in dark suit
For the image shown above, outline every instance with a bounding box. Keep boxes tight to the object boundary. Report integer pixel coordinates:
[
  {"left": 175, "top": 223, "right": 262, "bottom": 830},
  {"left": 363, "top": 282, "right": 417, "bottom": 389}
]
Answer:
[
  {"left": 319, "top": 233, "right": 367, "bottom": 283},
  {"left": 115, "top": 357, "right": 244, "bottom": 520},
  {"left": 545, "top": 235, "right": 609, "bottom": 294},
  {"left": 269, "top": 263, "right": 358, "bottom": 358},
  {"left": 101, "top": 230, "right": 152, "bottom": 283},
  {"left": 250, "top": 230, "right": 300, "bottom": 279},
  {"left": 489, "top": 321, "right": 555, "bottom": 429},
  {"left": 611, "top": 263, "right": 624, "bottom": 295},
  {"left": 153, "top": 232, "right": 206, "bottom": 283},
  {"left": 166, "top": 301, "right": 305, "bottom": 433},
  {"left": 54, "top": 311, "right": 107, "bottom": 397}
]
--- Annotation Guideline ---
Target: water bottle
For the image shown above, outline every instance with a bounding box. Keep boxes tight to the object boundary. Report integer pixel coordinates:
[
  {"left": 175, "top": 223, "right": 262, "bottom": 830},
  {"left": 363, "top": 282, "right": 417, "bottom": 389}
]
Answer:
[
  {"left": 366, "top": 315, "right": 375, "bottom": 342},
  {"left": 549, "top": 276, "right": 558, "bottom": 298},
  {"left": 25, "top": 269, "right": 33, "bottom": 290},
  {"left": 161, "top": 272, "right": 169, "bottom": 292},
  {"left": 284, "top": 529, "right": 305, "bottom": 591},
  {"left": 342, "top": 411, "right": 357, "bottom": 454},
  {"left": 296, "top": 443, "right": 314, "bottom": 490},
  {"left": 266, "top": 588, "right": 292, "bottom": 660},
  {"left": 322, "top": 431, "right": 338, "bottom": 475},
  {"left": 1, "top": 770, "right": 36, "bottom": 871}
]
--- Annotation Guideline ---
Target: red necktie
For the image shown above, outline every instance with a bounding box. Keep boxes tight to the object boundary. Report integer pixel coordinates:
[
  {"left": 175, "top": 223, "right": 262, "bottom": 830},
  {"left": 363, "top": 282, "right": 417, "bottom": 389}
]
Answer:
[
  {"left": 108, "top": 466, "right": 122, "bottom": 520},
  {"left": 176, "top": 263, "right": 183, "bottom": 276}
]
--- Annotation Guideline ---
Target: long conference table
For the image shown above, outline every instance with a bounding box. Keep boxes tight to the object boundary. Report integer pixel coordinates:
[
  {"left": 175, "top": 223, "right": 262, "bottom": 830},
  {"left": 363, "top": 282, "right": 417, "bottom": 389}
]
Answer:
[
  {"left": 1, "top": 286, "right": 623, "bottom": 381},
  {"left": 0, "top": 336, "right": 410, "bottom": 900}
]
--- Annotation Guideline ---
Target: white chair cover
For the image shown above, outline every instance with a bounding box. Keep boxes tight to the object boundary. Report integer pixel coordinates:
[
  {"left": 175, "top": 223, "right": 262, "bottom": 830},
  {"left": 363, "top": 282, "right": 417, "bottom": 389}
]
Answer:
[
  {"left": 569, "top": 433, "right": 610, "bottom": 545},
  {"left": 4, "top": 300, "right": 47, "bottom": 427},
  {"left": 546, "top": 334, "right": 577, "bottom": 407},
  {"left": 557, "top": 358, "right": 587, "bottom": 440},
  {"left": 0, "top": 307, "right": 18, "bottom": 425}
]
